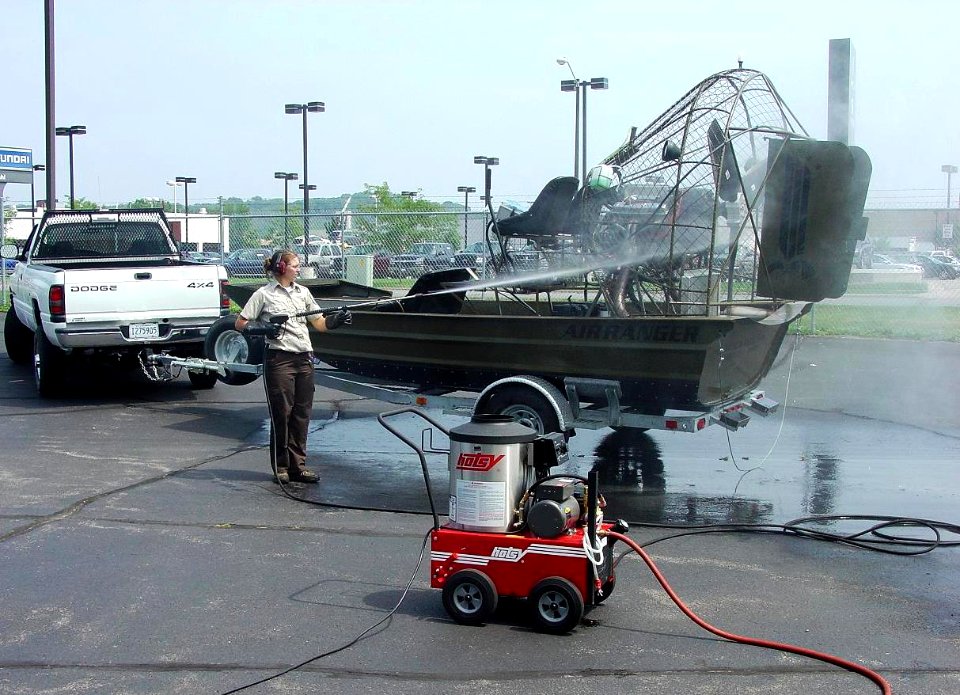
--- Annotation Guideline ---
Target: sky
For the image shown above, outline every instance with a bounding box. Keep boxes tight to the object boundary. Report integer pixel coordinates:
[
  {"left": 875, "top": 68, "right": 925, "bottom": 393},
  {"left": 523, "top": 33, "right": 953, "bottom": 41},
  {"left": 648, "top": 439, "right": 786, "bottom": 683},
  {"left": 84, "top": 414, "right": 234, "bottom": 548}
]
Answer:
[{"left": 3, "top": 0, "right": 959, "bottom": 208}]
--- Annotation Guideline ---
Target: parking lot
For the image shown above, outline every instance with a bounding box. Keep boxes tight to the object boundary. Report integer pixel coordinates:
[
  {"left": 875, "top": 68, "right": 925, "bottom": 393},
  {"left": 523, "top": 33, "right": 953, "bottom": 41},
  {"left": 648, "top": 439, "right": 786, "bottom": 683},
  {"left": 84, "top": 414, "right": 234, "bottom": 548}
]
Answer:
[{"left": 1, "top": 327, "right": 958, "bottom": 694}]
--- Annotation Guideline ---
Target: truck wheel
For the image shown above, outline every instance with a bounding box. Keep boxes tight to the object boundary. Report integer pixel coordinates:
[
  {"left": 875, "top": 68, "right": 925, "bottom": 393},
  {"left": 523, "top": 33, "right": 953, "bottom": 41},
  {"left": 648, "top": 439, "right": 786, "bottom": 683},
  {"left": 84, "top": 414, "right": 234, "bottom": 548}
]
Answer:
[
  {"left": 442, "top": 570, "right": 498, "bottom": 626},
  {"left": 187, "top": 370, "right": 219, "bottom": 389},
  {"left": 204, "top": 316, "right": 264, "bottom": 386},
  {"left": 33, "top": 330, "right": 66, "bottom": 398},
  {"left": 478, "top": 384, "right": 561, "bottom": 435},
  {"left": 4, "top": 310, "right": 34, "bottom": 365},
  {"left": 529, "top": 577, "right": 584, "bottom": 634}
]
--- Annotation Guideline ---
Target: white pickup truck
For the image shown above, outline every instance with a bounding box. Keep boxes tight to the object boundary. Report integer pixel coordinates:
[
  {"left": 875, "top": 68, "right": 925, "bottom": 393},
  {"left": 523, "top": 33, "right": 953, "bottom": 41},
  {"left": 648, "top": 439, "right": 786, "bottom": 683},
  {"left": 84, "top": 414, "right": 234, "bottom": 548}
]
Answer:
[{"left": 2, "top": 209, "right": 230, "bottom": 396}]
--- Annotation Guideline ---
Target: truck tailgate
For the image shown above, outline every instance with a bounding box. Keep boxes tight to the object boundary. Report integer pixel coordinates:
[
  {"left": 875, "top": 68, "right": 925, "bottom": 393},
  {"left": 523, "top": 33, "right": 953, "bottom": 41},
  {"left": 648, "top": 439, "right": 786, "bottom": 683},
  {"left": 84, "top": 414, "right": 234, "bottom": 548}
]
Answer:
[{"left": 61, "top": 266, "right": 224, "bottom": 322}]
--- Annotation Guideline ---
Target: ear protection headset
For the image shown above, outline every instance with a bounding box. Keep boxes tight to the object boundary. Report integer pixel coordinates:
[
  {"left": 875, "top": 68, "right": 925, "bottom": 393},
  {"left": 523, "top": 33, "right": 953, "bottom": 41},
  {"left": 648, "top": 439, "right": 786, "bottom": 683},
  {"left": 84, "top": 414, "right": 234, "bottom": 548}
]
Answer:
[{"left": 270, "top": 251, "right": 287, "bottom": 275}]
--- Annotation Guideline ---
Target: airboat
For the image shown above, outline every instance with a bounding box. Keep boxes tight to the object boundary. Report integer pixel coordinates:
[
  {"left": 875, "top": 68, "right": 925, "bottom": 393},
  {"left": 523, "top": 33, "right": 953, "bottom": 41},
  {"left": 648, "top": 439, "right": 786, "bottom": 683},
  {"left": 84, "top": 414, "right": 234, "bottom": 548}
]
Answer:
[{"left": 220, "top": 68, "right": 871, "bottom": 425}]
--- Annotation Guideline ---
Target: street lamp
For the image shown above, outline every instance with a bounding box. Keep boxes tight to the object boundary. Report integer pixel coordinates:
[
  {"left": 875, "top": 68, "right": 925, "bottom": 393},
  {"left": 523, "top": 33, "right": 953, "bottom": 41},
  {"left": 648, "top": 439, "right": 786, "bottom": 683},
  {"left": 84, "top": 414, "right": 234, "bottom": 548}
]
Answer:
[
  {"left": 55, "top": 125, "right": 86, "bottom": 209},
  {"left": 942, "top": 165, "right": 957, "bottom": 208},
  {"left": 31, "top": 164, "right": 45, "bottom": 226},
  {"left": 274, "top": 171, "right": 298, "bottom": 248},
  {"left": 457, "top": 185, "right": 476, "bottom": 247},
  {"left": 556, "top": 60, "right": 608, "bottom": 181},
  {"left": 284, "top": 101, "right": 325, "bottom": 266},
  {"left": 175, "top": 176, "right": 196, "bottom": 244},
  {"left": 166, "top": 180, "right": 182, "bottom": 212}
]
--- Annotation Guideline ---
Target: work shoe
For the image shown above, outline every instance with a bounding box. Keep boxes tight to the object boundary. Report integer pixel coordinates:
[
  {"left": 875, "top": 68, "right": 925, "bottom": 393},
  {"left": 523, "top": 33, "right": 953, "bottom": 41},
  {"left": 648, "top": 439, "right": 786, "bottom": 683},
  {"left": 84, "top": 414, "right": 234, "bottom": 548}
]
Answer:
[
  {"left": 273, "top": 470, "right": 290, "bottom": 484},
  {"left": 289, "top": 468, "right": 319, "bottom": 484}
]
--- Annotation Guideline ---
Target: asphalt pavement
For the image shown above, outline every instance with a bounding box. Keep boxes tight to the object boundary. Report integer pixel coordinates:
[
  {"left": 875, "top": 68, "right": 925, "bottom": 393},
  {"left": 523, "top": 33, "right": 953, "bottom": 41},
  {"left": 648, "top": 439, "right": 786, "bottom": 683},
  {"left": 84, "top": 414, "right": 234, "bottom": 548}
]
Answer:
[{"left": 0, "top": 322, "right": 958, "bottom": 694}]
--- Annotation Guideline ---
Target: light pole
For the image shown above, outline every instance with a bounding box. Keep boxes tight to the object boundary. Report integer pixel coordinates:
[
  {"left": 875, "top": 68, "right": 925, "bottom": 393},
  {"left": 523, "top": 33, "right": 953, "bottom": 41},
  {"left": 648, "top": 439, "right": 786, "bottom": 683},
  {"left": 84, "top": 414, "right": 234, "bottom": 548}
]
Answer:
[
  {"left": 31, "top": 164, "right": 45, "bottom": 227},
  {"left": 166, "top": 180, "right": 182, "bottom": 212},
  {"left": 557, "top": 62, "right": 608, "bottom": 181},
  {"left": 55, "top": 125, "right": 86, "bottom": 209},
  {"left": 457, "top": 185, "right": 475, "bottom": 247},
  {"left": 557, "top": 59, "right": 580, "bottom": 179},
  {"left": 175, "top": 176, "right": 196, "bottom": 244},
  {"left": 942, "top": 165, "right": 957, "bottom": 208},
  {"left": 285, "top": 101, "right": 325, "bottom": 266},
  {"left": 274, "top": 171, "right": 298, "bottom": 248}
]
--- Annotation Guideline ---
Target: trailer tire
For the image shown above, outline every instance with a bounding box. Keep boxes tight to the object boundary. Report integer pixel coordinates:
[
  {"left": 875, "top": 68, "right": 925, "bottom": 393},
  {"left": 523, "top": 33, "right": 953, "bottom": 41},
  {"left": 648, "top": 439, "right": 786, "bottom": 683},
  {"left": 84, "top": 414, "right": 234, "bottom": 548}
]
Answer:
[
  {"left": 204, "top": 316, "right": 264, "bottom": 386},
  {"left": 529, "top": 577, "right": 584, "bottom": 634},
  {"left": 478, "top": 384, "right": 561, "bottom": 435},
  {"left": 442, "top": 570, "right": 498, "bottom": 626},
  {"left": 33, "top": 329, "right": 66, "bottom": 398},
  {"left": 4, "top": 309, "right": 34, "bottom": 365}
]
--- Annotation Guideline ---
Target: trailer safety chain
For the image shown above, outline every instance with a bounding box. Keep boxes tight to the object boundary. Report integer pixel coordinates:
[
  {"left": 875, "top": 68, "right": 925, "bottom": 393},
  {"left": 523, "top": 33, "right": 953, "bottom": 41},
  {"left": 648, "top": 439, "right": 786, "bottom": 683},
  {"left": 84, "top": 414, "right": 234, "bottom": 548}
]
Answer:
[{"left": 137, "top": 349, "right": 173, "bottom": 382}]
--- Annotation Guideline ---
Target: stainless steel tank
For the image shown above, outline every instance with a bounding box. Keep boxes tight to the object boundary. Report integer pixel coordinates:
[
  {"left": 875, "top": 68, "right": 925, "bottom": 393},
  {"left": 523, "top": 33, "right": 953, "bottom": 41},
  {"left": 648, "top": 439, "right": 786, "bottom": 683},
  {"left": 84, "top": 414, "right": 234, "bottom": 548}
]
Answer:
[{"left": 447, "top": 415, "right": 538, "bottom": 533}]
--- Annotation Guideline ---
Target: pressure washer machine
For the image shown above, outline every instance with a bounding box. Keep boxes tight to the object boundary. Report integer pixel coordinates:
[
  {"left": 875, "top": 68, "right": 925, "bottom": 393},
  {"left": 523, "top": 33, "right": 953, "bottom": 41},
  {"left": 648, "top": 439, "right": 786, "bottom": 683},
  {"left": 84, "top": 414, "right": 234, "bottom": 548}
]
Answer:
[{"left": 379, "top": 409, "right": 625, "bottom": 633}]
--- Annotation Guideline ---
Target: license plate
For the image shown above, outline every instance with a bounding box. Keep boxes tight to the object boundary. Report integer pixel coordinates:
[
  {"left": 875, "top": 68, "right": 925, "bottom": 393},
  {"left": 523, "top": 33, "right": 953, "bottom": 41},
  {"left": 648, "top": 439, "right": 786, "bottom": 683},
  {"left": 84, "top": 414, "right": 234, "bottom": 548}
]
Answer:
[{"left": 129, "top": 323, "right": 160, "bottom": 340}]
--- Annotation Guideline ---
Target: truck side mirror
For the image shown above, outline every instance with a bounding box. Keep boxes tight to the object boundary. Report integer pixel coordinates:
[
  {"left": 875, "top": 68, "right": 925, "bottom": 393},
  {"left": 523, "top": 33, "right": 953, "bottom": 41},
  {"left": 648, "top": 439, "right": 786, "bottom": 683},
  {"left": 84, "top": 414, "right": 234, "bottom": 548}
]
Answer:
[{"left": 1, "top": 243, "right": 19, "bottom": 259}]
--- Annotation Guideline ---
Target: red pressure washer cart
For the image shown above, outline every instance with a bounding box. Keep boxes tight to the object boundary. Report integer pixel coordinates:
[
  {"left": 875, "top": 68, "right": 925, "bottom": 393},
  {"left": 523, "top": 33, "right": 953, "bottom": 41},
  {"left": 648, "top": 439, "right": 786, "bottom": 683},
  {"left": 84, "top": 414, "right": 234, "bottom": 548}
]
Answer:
[{"left": 379, "top": 409, "right": 626, "bottom": 633}]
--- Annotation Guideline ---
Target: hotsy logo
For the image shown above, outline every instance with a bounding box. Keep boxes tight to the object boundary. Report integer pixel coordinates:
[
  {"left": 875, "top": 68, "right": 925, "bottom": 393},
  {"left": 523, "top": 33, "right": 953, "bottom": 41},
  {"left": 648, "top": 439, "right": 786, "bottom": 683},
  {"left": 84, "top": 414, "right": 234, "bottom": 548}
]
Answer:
[{"left": 456, "top": 452, "right": 505, "bottom": 471}]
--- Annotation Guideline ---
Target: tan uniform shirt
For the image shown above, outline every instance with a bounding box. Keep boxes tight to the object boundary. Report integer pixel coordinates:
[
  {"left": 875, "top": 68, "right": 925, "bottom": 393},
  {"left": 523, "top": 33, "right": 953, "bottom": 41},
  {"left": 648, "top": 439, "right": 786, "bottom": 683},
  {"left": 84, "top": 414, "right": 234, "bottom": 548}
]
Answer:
[{"left": 239, "top": 280, "right": 321, "bottom": 353}]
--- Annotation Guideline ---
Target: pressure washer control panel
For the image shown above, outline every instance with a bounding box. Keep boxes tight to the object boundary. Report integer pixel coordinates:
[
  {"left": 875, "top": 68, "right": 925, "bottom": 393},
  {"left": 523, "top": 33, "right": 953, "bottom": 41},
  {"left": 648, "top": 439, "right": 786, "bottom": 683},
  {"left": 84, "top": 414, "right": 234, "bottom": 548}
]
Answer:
[{"left": 532, "top": 432, "right": 569, "bottom": 475}]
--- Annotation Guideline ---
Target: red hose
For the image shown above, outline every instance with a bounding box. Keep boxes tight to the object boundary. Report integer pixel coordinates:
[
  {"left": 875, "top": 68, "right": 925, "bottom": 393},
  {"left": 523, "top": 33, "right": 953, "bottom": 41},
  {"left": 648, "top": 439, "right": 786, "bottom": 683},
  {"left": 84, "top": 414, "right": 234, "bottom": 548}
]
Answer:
[{"left": 605, "top": 531, "right": 892, "bottom": 694}]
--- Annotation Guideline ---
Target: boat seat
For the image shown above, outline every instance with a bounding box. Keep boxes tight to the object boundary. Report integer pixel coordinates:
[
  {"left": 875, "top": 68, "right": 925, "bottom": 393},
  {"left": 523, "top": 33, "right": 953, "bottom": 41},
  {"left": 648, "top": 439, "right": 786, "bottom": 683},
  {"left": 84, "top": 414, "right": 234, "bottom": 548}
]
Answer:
[{"left": 496, "top": 176, "right": 579, "bottom": 243}]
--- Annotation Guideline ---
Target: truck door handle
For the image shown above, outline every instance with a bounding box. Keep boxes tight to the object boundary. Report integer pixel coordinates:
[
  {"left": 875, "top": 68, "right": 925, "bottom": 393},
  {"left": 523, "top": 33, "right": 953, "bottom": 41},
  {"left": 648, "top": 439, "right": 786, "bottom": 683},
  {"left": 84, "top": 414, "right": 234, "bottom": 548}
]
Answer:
[{"left": 135, "top": 272, "right": 152, "bottom": 280}]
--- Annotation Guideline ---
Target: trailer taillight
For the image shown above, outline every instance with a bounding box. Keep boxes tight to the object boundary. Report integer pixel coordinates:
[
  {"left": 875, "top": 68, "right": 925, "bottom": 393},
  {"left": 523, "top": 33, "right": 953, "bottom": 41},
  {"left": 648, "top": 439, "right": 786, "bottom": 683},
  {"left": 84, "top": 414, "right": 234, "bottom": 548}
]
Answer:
[
  {"left": 49, "top": 285, "right": 66, "bottom": 322},
  {"left": 219, "top": 280, "right": 231, "bottom": 313}
]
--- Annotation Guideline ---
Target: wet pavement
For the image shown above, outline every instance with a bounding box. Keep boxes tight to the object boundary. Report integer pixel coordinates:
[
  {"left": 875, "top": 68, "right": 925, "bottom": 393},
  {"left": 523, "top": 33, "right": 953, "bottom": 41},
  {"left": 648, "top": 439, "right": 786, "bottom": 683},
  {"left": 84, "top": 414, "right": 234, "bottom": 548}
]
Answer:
[{"left": 0, "top": 328, "right": 958, "bottom": 694}]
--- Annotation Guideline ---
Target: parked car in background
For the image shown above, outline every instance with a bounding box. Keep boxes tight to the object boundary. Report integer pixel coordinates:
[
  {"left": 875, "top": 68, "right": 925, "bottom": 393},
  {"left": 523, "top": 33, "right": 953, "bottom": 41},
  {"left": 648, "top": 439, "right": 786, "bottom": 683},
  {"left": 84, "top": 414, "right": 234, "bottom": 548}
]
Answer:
[
  {"left": 391, "top": 242, "right": 455, "bottom": 278},
  {"left": 331, "top": 244, "right": 392, "bottom": 278},
  {"left": 187, "top": 250, "right": 222, "bottom": 264},
  {"left": 294, "top": 241, "right": 343, "bottom": 278},
  {"left": 891, "top": 252, "right": 959, "bottom": 279},
  {"left": 871, "top": 254, "right": 923, "bottom": 272},
  {"left": 453, "top": 241, "right": 494, "bottom": 272},
  {"left": 224, "top": 248, "right": 271, "bottom": 278}
]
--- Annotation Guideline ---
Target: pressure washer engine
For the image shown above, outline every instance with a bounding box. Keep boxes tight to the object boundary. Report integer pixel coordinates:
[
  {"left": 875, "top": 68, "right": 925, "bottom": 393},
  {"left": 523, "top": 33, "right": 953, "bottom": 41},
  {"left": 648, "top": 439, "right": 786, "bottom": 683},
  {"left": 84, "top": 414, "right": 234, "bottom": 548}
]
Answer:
[{"left": 428, "top": 414, "right": 625, "bottom": 633}]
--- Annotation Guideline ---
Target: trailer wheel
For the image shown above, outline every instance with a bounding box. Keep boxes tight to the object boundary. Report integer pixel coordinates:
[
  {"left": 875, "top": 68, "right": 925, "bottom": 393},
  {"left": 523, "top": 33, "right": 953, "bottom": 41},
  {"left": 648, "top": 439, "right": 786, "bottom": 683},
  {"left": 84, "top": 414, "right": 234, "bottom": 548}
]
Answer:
[
  {"left": 4, "top": 309, "right": 34, "bottom": 365},
  {"left": 204, "top": 316, "right": 264, "bottom": 386},
  {"left": 479, "top": 385, "right": 561, "bottom": 435},
  {"left": 442, "top": 570, "right": 498, "bottom": 626},
  {"left": 529, "top": 577, "right": 584, "bottom": 634},
  {"left": 33, "top": 329, "right": 66, "bottom": 398}
]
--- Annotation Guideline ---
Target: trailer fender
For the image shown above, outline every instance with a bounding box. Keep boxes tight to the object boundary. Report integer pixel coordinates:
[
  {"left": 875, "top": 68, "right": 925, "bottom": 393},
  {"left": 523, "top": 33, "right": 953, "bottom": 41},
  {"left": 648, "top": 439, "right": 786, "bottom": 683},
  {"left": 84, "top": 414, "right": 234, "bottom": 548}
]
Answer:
[{"left": 475, "top": 376, "right": 574, "bottom": 436}]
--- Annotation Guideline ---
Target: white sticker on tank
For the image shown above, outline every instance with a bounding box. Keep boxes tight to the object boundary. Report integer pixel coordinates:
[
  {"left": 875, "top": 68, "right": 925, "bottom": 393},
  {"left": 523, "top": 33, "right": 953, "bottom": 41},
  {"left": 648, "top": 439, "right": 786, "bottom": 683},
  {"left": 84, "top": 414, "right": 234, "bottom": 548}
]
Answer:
[
  {"left": 449, "top": 495, "right": 457, "bottom": 522},
  {"left": 455, "top": 480, "right": 506, "bottom": 527}
]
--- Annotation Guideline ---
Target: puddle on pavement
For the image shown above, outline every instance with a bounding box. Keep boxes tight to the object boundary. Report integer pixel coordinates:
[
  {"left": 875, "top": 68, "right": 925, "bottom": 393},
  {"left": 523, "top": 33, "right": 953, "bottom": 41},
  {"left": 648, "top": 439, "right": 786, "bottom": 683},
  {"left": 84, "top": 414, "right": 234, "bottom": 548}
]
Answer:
[{"left": 252, "top": 406, "right": 960, "bottom": 526}]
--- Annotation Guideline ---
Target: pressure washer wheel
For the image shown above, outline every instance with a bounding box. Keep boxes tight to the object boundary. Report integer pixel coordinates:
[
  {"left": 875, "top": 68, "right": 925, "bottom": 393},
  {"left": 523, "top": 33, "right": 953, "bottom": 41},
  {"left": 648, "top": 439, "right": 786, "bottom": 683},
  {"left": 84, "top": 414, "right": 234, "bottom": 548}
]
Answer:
[
  {"left": 530, "top": 577, "right": 584, "bottom": 634},
  {"left": 442, "top": 570, "right": 498, "bottom": 626}
]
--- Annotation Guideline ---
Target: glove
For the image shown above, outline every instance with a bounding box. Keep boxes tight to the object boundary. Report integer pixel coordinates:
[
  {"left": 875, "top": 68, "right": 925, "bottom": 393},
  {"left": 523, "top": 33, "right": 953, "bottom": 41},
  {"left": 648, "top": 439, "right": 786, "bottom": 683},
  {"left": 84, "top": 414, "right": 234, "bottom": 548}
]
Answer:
[
  {"left": 324, "top": 309, "right": 352, "bottom": 330},
  {"left": 243, "top": 320, "right": 281, "bottom": 339}
]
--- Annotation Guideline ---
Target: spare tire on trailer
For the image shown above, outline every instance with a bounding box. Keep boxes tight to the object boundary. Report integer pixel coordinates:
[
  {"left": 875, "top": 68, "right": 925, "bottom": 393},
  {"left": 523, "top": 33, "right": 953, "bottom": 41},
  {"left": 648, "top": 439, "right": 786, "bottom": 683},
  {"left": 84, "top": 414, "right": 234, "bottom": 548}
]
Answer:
[{"left": 204, "top": 316, "right": 264, "bottom": 386}]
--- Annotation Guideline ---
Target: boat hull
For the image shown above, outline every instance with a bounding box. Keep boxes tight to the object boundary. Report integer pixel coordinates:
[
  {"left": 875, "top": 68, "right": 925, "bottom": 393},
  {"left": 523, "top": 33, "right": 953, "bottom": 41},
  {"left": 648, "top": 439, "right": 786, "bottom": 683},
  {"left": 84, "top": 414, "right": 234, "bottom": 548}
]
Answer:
[{"left": 311, "top": 301, "right": 799, "bottom": 414}]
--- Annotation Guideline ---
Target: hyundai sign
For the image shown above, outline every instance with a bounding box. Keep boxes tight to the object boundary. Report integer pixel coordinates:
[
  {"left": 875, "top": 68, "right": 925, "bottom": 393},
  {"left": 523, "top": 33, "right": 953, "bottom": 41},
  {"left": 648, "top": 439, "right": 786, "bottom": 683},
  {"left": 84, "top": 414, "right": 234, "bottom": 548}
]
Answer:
[{"left": 0, "top": 146, "right": 34, "bottom": 184}]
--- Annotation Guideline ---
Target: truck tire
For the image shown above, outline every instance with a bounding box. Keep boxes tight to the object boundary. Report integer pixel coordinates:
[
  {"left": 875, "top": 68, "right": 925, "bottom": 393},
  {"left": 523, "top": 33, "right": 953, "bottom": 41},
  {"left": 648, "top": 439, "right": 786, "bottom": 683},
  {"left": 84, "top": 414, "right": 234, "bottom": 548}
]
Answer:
[
  {"left": 4, "top": 309, "right": 34, "bottom": 365},
  {"left": 187, "top": 370, "right": 219, "bottom": 389},
  {"left": 33, "top": 329, "right": 66, "bottom": 398},
  {"left": 204, "top": 316, "right": 264, "bottom": 386},
  {"left": 478, "top": 384, "right": 561, "bottom": 435}
]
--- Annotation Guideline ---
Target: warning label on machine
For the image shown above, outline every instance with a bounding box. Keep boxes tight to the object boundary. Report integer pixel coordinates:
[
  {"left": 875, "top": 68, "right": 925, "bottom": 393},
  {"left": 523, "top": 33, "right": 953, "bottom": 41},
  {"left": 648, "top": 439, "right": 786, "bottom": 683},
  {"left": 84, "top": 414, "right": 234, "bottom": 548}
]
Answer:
[{"left": 454, "top": 480, "right": 507, "bottom": 527}]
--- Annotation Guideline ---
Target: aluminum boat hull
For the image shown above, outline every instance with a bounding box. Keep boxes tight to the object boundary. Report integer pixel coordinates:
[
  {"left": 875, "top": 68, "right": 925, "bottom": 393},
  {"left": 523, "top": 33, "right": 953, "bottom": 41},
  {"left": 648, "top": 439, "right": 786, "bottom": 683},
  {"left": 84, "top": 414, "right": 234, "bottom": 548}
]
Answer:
[{"left": 311, "top": 299, "right": 803, "bottom": 414}]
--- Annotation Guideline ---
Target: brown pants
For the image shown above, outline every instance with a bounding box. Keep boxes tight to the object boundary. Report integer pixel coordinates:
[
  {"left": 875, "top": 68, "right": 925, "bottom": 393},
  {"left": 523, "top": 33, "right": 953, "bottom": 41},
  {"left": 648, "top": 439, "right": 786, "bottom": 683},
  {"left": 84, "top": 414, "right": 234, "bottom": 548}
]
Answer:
[{"left": 264, "top": 350, "right": 316, "bottom": 474}]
